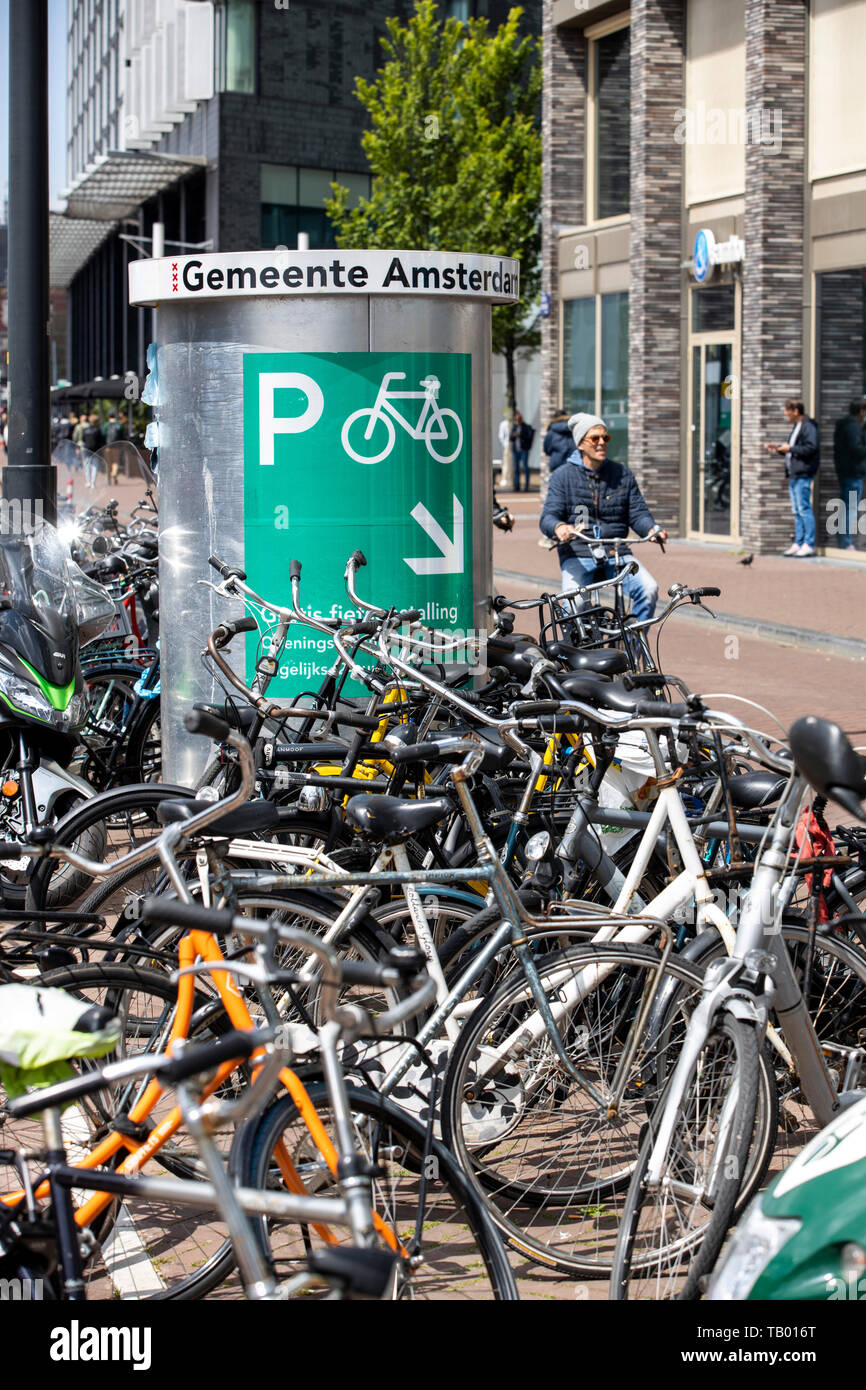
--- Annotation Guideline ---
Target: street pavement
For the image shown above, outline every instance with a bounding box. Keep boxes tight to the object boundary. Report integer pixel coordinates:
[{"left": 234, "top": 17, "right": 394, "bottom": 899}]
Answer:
[{"left": 494, "top": 487, "right": 866, "bottom": 743}]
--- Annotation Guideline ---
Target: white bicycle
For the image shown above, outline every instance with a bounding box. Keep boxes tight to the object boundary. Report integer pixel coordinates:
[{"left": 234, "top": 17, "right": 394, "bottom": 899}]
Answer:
[{"left": 341, "top": 372, "right": 464, "bottom": 465}]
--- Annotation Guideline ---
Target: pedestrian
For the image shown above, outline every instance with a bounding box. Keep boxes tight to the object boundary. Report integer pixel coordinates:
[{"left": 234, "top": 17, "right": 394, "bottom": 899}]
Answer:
[
  {"left": 510, "top": 410, "right": 535, "bottom": 492},
  {"left": 82, "top": 413, "right": 103, "bottom": 489},
  {"left": 833, "top": 400, "right": 866, "bottom": 550},
  {"left": 539, "top": 412, "right": 667, "bottom": 622},
  {"left": 766, "top": 398, "right": 820, "bottom": 557},
  {"left": 543, "top": 408, "right": 574, "bottom": 475}
]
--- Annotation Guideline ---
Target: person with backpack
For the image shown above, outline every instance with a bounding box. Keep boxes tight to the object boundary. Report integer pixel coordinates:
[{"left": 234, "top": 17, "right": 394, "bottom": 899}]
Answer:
[{"left": 510, "top": 410, "right": 536, "bottom": 492}]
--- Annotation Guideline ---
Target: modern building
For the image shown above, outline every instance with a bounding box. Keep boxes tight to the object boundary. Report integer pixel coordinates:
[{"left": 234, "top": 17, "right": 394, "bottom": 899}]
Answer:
[
  {"left": 542, "top": 0, "right": 866, "bottom": 554},
  {"left": 56, "top": 0, "right": 540, "bottom": 394}
]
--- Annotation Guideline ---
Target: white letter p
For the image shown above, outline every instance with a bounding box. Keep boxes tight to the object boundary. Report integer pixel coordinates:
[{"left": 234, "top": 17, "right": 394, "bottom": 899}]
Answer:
[{"left": 259, "top": 372, "right": 324, "bottom": 466}]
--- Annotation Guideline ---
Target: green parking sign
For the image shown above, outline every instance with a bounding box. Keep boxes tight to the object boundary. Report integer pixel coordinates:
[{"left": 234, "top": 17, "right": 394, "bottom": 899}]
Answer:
[{"left": 242, "top": 351, "right": 474, "bottom": 696}]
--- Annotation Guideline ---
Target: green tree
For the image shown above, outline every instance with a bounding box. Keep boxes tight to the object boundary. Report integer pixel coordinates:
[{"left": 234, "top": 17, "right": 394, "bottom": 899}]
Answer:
[{"left": 327, "top": 0, "right": 541, "bottom": 415}]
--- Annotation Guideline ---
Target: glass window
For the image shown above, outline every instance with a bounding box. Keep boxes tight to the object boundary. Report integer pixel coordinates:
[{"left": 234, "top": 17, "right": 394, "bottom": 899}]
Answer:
[
  {"left": 298, "top": 168, "right": 335, "bottom": 207},
  {"left": 594, "top": 25, "right": 630, "bottom": 221},
  {"left": 601, "top": 291, "right": 629, "bottom": 462},
  {"left": 261, "top": 164, "right": 297, "bottom": 204},
  {"left": 692, "top": 282, "right": 735, "bottom": 333},
  {"left": 336, "top": 172, "right": 372, "bottom": 208},
  {"left": 225, "top": 0, "right": 256, "bottom": 94},
  {"left": 817, "top": 267, "right": 866, "bottom": 551},
  {"left": 445, "top": 1, "right": 470, "bottom": 19},
  {"left": 562, "top": 297, "right": 597, "bottom": 418}
]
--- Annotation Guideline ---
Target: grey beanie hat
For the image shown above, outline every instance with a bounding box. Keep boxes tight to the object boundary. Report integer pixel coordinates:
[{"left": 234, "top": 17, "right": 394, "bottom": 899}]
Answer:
[{"left": 568, "top": 412, "right": 605, "bottom": 447}]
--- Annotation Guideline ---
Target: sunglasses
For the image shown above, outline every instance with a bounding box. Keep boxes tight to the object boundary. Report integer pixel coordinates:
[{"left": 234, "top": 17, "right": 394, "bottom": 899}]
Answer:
[{"left": 585, "top": 433, "right": 611, "bottom": 444}]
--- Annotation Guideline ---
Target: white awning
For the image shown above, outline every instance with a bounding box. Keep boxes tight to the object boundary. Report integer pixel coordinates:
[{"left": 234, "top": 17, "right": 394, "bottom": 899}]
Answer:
[
  {"left": 49, "top": 212, "right": 116, "bottom": 289},
  {"left": 60, "top": 150, "right": 207, "bottom": 222}
]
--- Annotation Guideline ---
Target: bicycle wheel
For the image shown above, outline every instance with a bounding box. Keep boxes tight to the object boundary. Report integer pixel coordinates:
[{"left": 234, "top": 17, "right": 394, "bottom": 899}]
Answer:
[
  {"left": 123, "top": 696, "right": 162, "bottom": 783},
  {"left": 0, "top": 962, "right": 242, "bottom": 1300},
  {"left": 440, "top": 942, "right": 710, "bottom": 1275},
  {"left": 609, "top": 1014, "right": 759, "bottom": 1301},
  {"left": 233, "top": 1082, "right": 518, "bottom": 1300}
]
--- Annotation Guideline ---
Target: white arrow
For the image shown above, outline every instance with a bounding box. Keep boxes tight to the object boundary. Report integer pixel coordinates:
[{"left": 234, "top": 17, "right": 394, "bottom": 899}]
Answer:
[{"left": 404, "top": 495, "right": 464, "bottom": 575}]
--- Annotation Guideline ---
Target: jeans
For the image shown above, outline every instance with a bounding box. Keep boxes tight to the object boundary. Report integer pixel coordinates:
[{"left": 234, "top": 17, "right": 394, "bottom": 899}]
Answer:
[
  {"left": 560, "top": 554, "right": 659, "bottom": 624},
  {"left": 513, "top": 449, "right": 529, "bottom": 490},
  {"left": 788, "top": 477, "right": 815, "bottom": 548},
  {"left": 836, "top": 476, "right": 863, "bottom": 547}
]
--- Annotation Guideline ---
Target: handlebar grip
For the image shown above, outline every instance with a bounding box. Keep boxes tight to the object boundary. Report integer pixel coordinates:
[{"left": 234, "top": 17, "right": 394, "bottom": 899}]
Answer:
[
  {"left": 0, "top": 841, "right": 28, "bottom": 859},
  {"left": 289, "top": 560, "right": 302, "bottom": 581},
  {"left": 512, "top": 700, "right": 563, "bottom": 717},
  {"left": 184, "top": 709, "right": 233, "bottom": 743},
  {"left": 621, "top": 673, "right": 668, "bottom": 691},
  {"left": 214, "top": 615, "right": 259, "bottom": 649},
  {"left": 350, "top": 550, "right": 367, "bottom": 569},
  {"left": 141, "top": 895, "right": 237, "bottom": 935},
  {"left": 208, "top": 554, "right": 247, "bottom": 582},
  {"left": 536, "top": 715, "right": 583, "bottom": 733},
  {"left": 335, "top": 711, "right": 382, "bottom": 730},
  {"left": 343, "top": 620, "right": 378, "bottom": 636},
  {"left": 492, "top": 594, "right": 510, "bottom": 612},
  {"left": 161, "top": 1030, "right": 260, "bottom": 1083},
  {"left": 387, "top": 740, "right": 452, "bottom": 765},
  {"left": 395, "top": 609, "right": 422, "bottom": 624},
  {"left": 338, "top": 945, "right": 427, "bottom": 988},
  {"left": 634, "top": 700, "right": 690, "bottom": 720},
  {"left": 695, "top": 587, "right": 721, "bottom": 598}
]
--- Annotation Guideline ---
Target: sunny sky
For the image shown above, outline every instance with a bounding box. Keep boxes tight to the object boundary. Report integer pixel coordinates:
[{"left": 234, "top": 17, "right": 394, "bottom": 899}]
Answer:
[{"left": 0, "top": 0, "right": 70, "bottom": 216}]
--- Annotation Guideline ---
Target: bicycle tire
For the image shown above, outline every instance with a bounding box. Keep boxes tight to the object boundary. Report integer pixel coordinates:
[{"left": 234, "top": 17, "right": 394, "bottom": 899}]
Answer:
[
  {"left": 232, "top": 1081, "right": 518, "bottom": 1300},
  {"left": 609, "top": 1014, "right": 760, "bottom": 1301},
  {"left": 440, "top": 942, "right": 712, "bottom": 1275}
]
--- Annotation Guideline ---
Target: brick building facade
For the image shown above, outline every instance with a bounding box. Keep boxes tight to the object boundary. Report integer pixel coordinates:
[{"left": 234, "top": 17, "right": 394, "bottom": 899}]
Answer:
[{"left": 543, "top": 0, "right": 866, "bottom": 556}]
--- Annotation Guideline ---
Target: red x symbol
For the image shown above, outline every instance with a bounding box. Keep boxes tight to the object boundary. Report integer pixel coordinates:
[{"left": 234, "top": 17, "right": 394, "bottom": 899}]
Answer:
[{"left": 171, "top": 260, "right": 179, "bottom": 292}]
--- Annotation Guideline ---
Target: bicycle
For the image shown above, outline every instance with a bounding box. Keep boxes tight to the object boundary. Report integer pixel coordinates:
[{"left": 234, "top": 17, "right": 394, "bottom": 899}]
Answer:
[{"left": 609, "top": 712, "right": 866, "bottom": 1300}]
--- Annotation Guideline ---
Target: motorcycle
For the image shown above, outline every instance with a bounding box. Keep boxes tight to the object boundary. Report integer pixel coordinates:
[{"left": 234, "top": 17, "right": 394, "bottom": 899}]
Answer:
[{"left": 0, "top": 517, "right": 115, "bottom": 906}]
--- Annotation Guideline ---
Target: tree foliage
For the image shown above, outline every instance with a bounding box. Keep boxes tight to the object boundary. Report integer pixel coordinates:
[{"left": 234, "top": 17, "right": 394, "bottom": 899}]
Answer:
[{"left": 327, "top": 1, "right": 541, "bottom": 407}]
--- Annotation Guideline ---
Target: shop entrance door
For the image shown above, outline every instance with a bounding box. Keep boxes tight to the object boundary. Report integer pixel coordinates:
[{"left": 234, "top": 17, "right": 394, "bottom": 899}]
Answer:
[{"left": 689, "top": 337, "right": 740, "bottom": 538}]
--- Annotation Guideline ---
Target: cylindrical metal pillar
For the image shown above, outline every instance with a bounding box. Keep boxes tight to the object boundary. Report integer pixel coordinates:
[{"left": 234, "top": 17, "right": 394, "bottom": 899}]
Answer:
[{"left": 5, "top": 0, "right": 55, "bottom": 525}]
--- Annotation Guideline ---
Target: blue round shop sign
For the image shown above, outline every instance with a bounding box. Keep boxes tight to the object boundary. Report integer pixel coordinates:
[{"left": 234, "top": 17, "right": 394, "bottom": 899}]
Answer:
[{"left": 693, "top": 229, "right": 714, "bottom": 283}]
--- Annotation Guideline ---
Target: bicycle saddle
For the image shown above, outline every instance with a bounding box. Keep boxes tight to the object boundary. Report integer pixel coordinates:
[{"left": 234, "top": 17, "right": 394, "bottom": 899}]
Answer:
[
  {"left": 789, "top": 715, "right": 866, "bottom": 818},
  {"left": 306, "top": 1247, "right": 400, "bottom": 1299},
  {"left": 552, "top": 672, "right": 658, "bottom": 713},
  {"left": 726, "top": 770, "right": 787, "bottom": 810},
  {"left": 156, "top": 799, "right": 282, "bottom": 836},
  {"left": 344, "top": 794, "right": 451, "bottom": 843},
  {"left": 418, "top": 662, "right": 474, "bottom": 688},
  {"left": 544, "top": 643, "right": 629, "bottom": 677}
]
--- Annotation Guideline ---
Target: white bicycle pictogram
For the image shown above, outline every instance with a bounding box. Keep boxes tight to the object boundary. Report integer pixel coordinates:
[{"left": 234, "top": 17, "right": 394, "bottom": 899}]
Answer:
[{"left": 341, "top": 372, "right": 464, "bottom": 464}]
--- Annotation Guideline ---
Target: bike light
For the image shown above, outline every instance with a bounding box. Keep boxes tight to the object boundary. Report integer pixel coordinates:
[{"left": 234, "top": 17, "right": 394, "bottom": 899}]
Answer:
[
  {"left": 706, "top": 1199, "right": 801, "bottom": 1301},
  {"left": 525, "top": 830, "right": 551, "bottom": 862},
  {"left": 1, "top": 780, "right": 18, "bottom": 798}
]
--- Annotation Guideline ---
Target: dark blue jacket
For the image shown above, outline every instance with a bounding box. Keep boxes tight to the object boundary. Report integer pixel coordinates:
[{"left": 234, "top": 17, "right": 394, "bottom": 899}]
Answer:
[
  {"left": 540, "top": 453, "right": 656, "bottom": 561},
  {"left": 833, "top": 415, "right": 866, "bottom": 481},
  {"left": 786, "top": 418, "right": 819, "bottom": 480},
  {"left": 543, "top": 420, "right": 573, "bottom": 473}
]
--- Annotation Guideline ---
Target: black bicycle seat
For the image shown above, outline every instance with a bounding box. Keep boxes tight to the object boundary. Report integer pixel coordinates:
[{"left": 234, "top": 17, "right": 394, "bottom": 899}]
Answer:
[
  {"left": 545, "top": 643, "right": 629, "bottom": 677},
  {"left": 554, "top": 672, "right": 655, "bottom": 713},
  {"left": 344, "top": 794, "right": 451, "bottom": 843},
  {"left": 156, "top": 799, "right": 281, "bottom": 836},
  {"left": 727, "top": 770, "right": 787, "bottom": 810}
]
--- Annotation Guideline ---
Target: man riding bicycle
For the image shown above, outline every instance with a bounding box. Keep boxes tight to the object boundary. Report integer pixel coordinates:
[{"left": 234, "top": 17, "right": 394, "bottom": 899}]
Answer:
[{"left": 539, "top": 412, "right": 667, "bottom": 622}]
